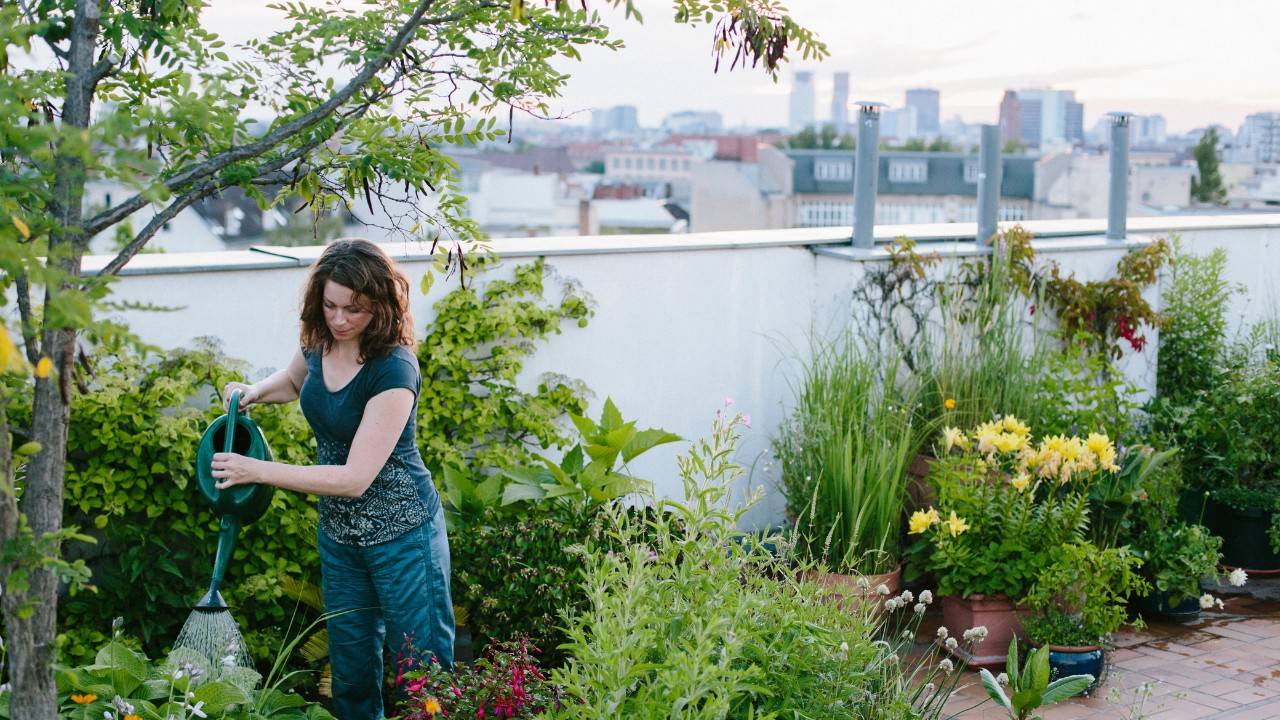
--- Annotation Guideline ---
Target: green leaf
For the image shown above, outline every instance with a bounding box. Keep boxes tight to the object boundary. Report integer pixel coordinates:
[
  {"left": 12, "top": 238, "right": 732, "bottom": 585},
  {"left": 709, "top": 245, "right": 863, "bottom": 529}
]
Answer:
[
  {"left": 560, "top": 444, "right": 584, "bottom": 475},
  {"left": 569, "top": 412, "right": 598, "bottom": 438},
  {"left": 501, "top": 482, "right": 546, "bottom": 505},
  {"left": 978, "top": 668, "right": 1012, "bottom": 711},
  {"left": 1041, "top": 675, "right": 1094, "bottom": 705},
  {"left": 1008, "top": 636, "right": 1021, "bottom": 691},
  {"left": 1011, "top": 688, "right": 1042, "bottom": 714},
  {"left": 621, "top": 428, "right": 682, "bottom": 463},
  {"left": 599, "top": 397, "right": 624, "bottom": 431},
  {"left": 89, "top": 641, "right": 148, "bottom": 697},
  {"left": 191, "top": 680, "right": 251, "bottom": 715},
  {"left": 257, "top": 687, "right": 308, "bottom": 715},
  {"left": 1030, "top": 646, "right": 1051, "bottom": 691}
]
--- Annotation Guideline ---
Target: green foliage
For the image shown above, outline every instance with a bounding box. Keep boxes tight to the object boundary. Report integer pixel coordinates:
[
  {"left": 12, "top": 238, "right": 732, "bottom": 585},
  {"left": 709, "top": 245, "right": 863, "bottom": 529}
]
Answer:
[
  {"left": 551, "top": 410, "right": 961, "bottom": 719},
  {"left": 980, "top": 638, "right": 1093, "bottom": 720},
  {"left": 1022, "top": 543, "right": 1148, "bottom": 647},
  {"left": 6, "top": 631, "right": 335, "bottom": 720},
  {"left": 908, "top": 418, "right": 1114, "bottom": 599},
  {"left": 416, "top": 258, "right": 593, "bottom": 479},
  {"left": 1191, "top": 128, "right": 1227, "bottom": 204},
  {"left": 781, "top": 123, "right": 854, "bottom": 149},
  {"left": 1087, "top": 445, "right": 1180, "bottom": 549},
  {"left": 1032, "top": 331, "right": 1142, "bottom": 439},
  {"left": 886, "top": 137, "right": 958, "bottom": 152},
  {"left": 1132, "top": 523, "right": 1222, "bottom": 605},
  {"left": 500, "top": 397, "right": 681, "bottom": 509},
  {"left": 1155, "top": 241, "right": 1238, "bottom": 401},
  {"left": 916, "top": 230, "right": 1047, "bottom": 444},
  {"left": 1039, "top": 240, "right": 1171, "bottom": 360},
  {"left": 449, "top": 504, "right": 600, "bottom": 664},
  {"left": 21, "top": 342, "right": 322, "bottom": 666},
  {"left": 775, "top": 335, "right": 919, "bottom": 573}
]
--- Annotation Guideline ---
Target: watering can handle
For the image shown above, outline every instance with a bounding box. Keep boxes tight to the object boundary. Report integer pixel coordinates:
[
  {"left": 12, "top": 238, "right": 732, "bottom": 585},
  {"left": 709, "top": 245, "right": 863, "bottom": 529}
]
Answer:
[{"left": 224, "top": 390, "right": 242, "bottom": 455}]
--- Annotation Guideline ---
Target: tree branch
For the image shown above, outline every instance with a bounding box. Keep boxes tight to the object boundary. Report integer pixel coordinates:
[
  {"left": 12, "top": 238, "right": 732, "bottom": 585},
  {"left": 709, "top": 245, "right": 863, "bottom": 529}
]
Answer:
[
  {"left": 94, "top": 100, "right": 377, "bottom": 277},
  {"left": 82, "top": 0, "right": 441, "bottom": 239}
]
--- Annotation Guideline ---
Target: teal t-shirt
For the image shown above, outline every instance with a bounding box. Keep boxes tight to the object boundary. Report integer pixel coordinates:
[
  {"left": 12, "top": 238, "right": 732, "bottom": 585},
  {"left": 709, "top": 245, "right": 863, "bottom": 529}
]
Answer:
[{"left": 299, "top": 345, "right": 438, "bottom": 546}]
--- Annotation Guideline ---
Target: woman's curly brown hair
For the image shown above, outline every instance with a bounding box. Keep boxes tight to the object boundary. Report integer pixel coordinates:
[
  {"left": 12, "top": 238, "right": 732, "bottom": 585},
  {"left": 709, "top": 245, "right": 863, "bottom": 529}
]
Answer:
[{"left": 299, "top": 238, "right": 416, "bottom": 362}]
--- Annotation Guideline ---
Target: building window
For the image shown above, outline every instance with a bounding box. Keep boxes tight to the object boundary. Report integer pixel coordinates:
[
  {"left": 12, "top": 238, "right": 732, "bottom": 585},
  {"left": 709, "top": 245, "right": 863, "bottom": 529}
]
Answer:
[
  {"left": 610, "top": 158, "right": 620, "bottom": 170},
  {"left": 814, "top": 160, "right": 853, "bottom": 182},
  {"left": 646, "top": 158, "right": 655, "bottom": 170},
  {"left": 623, "top": 157, "right": 633, "bottom": 170},
  {"left": 963, "top": 161, "right": 980, "bottom": 184},
  {"left": 888, "top": 160, "right": 928, "bottom": 183},
  {"left": 659, "top": 158, "right": 668, "bottom": 171},
  {"left": 682, "top": 159, "right": 691, "bottom": 171}
]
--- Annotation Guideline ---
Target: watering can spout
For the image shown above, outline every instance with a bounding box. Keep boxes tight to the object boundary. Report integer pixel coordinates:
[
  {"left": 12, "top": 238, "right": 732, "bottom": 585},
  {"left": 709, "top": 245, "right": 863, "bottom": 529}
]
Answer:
[{"left": 195, "top": 514, "right": 241, "bottom": 611}]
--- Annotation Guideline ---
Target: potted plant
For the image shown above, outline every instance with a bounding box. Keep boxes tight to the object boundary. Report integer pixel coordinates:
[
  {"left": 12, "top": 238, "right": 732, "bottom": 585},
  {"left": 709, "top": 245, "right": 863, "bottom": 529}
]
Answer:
[
  {"left": 1022, "top": 542, "right": 1148, "bottom": 691},
  {"left": 980, "top": 638, "right": 1094, "bottom": 720},
  {"left": 908, "top": 416, "right": 1118, "bottom": 667},
  {"left": 1131, "top": 522, "right": 1225, "bottom": 621},
  {"left": 775, "top": 336, "right": 919, "bottom": 596}
]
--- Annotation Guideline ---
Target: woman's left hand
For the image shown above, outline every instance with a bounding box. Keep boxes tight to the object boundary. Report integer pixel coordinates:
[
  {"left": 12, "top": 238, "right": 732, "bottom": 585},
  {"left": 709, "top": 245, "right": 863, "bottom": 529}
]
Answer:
[{"left": 211, "top": 452, "right": 267, "bottom": 489}]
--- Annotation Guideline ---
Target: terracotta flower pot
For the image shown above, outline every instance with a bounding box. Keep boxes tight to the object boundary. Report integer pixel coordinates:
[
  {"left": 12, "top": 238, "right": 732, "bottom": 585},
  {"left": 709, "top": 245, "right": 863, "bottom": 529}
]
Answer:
[
  {"left": 940, "top": 594, "right": 1024, "bottom": 668},
  {"left": 801, "top": 565, "right": 902, "bottom": 608}
]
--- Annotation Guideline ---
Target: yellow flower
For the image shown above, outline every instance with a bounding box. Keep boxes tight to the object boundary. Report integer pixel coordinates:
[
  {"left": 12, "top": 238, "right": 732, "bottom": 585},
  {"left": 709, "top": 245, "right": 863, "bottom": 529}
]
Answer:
[
  {"left": 1086, "top": 432, "right": 1119, "bottom": 471},
  {"left": 944, "top": 511, "right": 969, "bottom": 537},
  {"left": 944, "top": 398, "right": 956, "bottom": 410},
  {"left": 942, "top": 426, "right": 968, "bottom": 453},
  {"left": 0, "top": 324, "right": 26, "bottom": 374},
  {"left": 34, "top": 356, "right": 52, "bottom": 379},
  {"left": 909, "top": 507, "right": 940, "bottom": 534},
  {"left": 424, "top": 697, "right": 442, "bottom": 715},
  {"left": 1010, "top": 473, "right": 1031, "bottom": 492},
  {"left": 70, "top": 693, "right": 97, "bottom": 705},
  {"left": 993, "top": 432, "right": 1027, "bottom": 454},
  {"left": 1002, "top": 415, "right": 1031, "bottom": 437},
  {"left": 125, "top": 715, "right": 142, "bottom": 720}
]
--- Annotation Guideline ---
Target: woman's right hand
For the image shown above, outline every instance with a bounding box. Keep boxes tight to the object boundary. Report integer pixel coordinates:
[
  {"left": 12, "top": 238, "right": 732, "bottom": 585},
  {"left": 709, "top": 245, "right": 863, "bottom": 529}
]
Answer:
[{"left": 222, "top": 382, "right": 260, "bottom": 411}]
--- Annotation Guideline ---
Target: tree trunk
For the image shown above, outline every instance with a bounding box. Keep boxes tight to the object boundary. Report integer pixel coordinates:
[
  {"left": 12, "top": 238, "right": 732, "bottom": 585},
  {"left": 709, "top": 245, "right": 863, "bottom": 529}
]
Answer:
[{"left": 1, "top": 2, "right": 100, "bottom": 717}]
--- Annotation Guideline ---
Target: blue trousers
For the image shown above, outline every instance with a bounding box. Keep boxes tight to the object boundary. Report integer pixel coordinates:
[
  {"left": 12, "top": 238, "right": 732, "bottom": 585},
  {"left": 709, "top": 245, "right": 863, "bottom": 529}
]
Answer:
[{"left": 319, "top": 505, "right": 455, "bottom": 720}]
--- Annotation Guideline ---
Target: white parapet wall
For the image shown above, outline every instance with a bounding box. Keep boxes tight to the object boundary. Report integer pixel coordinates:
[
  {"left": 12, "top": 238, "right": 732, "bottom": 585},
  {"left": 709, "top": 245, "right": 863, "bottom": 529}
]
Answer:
[{"left": 82, "top": 214, "right": 1280, "bottom": 526}]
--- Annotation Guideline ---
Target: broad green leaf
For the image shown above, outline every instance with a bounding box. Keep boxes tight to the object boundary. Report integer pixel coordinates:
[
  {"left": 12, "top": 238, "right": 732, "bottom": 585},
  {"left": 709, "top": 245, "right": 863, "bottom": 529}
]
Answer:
[
  {"left": 257, "top": 687, "right": 308, "bottom": 715},
  {"left": 501, "top": 482, "right": 546, "bottom": 505},
  {"left": 1008, "top": 636, "right": 1020, "bottom": 691},
  {"left": 569, "top": 412, "right": 597, "bottom": 438},
  {"left": 600, "top": 397, "right": 624, "bottom": 431},
  {"left": 191, "top": 680, "right": 251, "bottom": 715},
  {"left": 1030, "top": 646, "right": 1051, "bottom": 691},
  {"left": 978, "top": 668, "right": 1012, "bottom": 711},
  {"left": 560, "top": 444, "right": 584, "bottom": 475},
  {"left": 1011, "top": 688, "right": 1042, "bottom": 713},
  {"left": 621, "top": 428, "right": 682, "bottom": 463},
  {"left": 1041, "top": 675, "right": 1094, "bottom": 705}
]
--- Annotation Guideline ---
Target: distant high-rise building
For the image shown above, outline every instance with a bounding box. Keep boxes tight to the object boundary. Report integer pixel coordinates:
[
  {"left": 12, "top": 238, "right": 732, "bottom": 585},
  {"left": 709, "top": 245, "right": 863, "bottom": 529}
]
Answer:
[
  {"left": 831, "top": 72, "right": 850, "bottom": 133},
  {"left": 999, "top": 91, "right": 1022, "bottom": 145},
  {"left": 905, "top": 88, "right": 941, "bottom": 136},
  {"left": 1131, "top": 114, "right": 1168, "bottom": 146},
  {"left": 789, "top": 71, "right": 816, "bottom": 132},
  {"left": 880, "top": 106, "right": 919, "bottom": 142},
  {"left": 1239, "top": 112, "right": 1280, "bottom": 164},
  {"left": 590, "top": 105, "right": 639, "bottom": 135},
  {"left": 661, "top": 111, "right": 723, "bottom": 135},
  {"left": 1004, "top": 89, "right": 1083, "bottom": 147}
]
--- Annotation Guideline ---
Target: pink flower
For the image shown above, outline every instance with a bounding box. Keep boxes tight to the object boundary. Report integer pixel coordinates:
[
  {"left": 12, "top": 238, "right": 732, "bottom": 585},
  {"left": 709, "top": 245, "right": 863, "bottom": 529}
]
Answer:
[
  {"left": 740, "top": 414, "right": 751, "bottom": 428},
  {"left": 725, "top": 396, "right": 735, "bottom": 407}
]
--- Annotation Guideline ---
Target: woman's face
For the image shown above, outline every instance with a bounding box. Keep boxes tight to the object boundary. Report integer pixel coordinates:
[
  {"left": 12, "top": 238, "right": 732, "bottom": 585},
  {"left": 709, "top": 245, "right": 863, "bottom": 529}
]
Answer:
[{"left": 322, "top": 280, "right": 373, "bottom": 342}]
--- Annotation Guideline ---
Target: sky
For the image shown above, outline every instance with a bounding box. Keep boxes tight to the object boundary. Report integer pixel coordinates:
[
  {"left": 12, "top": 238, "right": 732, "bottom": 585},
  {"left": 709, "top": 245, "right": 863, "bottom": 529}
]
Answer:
[{"left": 201, "top": 0, "right": 1280, "bottom": 135}]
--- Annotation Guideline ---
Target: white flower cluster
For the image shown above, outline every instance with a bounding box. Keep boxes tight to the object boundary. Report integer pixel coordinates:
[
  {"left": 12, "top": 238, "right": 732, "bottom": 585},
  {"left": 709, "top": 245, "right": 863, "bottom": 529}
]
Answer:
[
  {"left": 938, "top": 658, "right": 955, "bottom": 673},
  {"left": 1229, "top": 568, "right": 1248, "bottom": 587},
  {"left": 1200, "top": 593, "right": 1226, "bottom": 610},
  {"left": 962, "top": 626, "right": 989, "bottom": 643}
]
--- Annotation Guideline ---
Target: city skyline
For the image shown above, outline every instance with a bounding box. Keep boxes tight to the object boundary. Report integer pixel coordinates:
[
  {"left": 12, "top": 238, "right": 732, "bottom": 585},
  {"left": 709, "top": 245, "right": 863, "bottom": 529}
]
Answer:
[{"left": 195, "top": 0, "right": 1278, "bottom": 134}]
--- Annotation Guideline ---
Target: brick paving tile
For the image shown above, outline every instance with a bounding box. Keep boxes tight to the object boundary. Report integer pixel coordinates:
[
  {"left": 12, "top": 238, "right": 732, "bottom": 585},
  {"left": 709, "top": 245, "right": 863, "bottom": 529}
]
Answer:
[
  {"left": 1193, "top": 676, "right": 1257, "bottom": 697},
  {"left": 1145, "top": 702, "right": 1219, "bottom": 720},
  {"left": 1165, "top": 689, "right": 1240, "bottom": 711}
]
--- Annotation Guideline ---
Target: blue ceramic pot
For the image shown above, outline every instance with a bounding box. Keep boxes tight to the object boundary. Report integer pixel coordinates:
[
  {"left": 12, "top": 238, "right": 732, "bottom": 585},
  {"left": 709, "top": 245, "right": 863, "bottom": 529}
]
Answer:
[
  {"left": 1047, "top": 646, "right": 1104, "bottom": 692},
  {"left": 1135, "top": 590, "right": 1200, "bottom": 623}
]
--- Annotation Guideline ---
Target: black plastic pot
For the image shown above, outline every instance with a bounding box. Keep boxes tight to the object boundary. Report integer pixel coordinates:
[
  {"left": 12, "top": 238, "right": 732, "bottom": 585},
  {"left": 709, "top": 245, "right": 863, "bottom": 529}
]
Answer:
[
  {"left": 1135, "top": 589, "right": 1201, "bottom": 623},
  {"left": 1206, "top": 499, "right": 1280, "bottom": 572}
]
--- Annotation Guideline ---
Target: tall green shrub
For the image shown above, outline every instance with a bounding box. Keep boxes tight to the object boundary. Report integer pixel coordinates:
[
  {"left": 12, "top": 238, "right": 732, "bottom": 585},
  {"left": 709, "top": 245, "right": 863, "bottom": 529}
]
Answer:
[
  {"left": 416, "top": 257, "right": 593, "bottom": 476},
  {"left": 1156, "top": 241, "right": 1238, "bottom": 401},
  {"left": 30, "top": 342, "right": 320, "bottom": 665}
]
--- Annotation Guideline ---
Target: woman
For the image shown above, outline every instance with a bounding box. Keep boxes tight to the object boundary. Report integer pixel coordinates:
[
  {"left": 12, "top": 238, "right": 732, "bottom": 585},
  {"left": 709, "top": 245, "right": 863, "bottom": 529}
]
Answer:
[{"left": 211, "top": 238, "right": 454, "bottom": 719}]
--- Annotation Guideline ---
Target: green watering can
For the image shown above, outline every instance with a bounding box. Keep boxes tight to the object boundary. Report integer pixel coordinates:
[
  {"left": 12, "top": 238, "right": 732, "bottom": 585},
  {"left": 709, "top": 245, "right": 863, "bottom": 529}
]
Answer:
[{"left": 192, "top": 390, "right": 275, "bottom": 610}]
